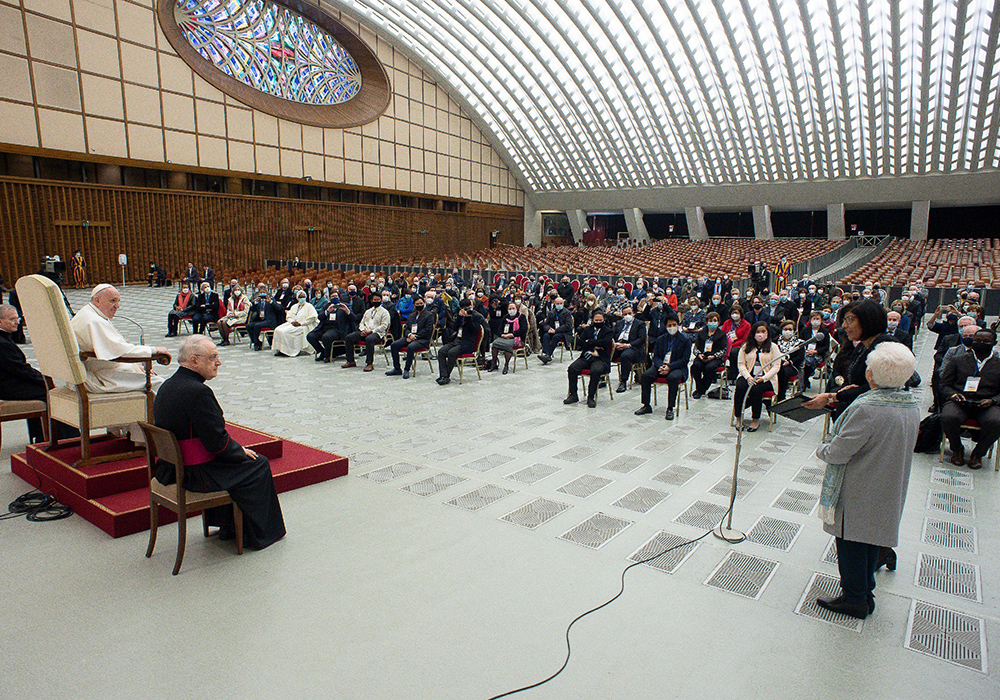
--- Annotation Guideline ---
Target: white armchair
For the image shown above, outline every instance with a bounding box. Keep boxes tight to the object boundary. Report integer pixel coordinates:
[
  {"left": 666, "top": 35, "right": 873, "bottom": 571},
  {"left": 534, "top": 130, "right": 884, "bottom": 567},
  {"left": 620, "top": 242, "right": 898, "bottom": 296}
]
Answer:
[{"left": 14, "top": 274, "right": 169, "bottom": 468}]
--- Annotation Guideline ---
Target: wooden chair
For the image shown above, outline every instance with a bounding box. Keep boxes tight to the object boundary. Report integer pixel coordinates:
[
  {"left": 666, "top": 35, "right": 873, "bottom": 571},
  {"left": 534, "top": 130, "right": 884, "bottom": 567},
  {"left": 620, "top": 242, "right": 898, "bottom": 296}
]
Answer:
[
  {"left": 578, "top": 368, "right": 614, "bottom": 400},
  {"left": 410, "top": 327, "right": 438, "bottom": 376},
  {"left": 15, "top": 274, "right": 169, "bottom": 468},
  {"left": 939, "top": 418, "right": 999, "bottom": 471},
  {"left": 0, "top": 399, "right": 49, "bottom": 451},
  {"left": 139, "top": 421, "right": 243, "bottom": 575},
  {"left": 652, "top": 376, "right": 689, "bottom": 414},
  {"left": 511, "top": 342, "right": 530, "bottom": 372},
  {"left": 456, "top": 328, "right": 485, "bottom": 384}
]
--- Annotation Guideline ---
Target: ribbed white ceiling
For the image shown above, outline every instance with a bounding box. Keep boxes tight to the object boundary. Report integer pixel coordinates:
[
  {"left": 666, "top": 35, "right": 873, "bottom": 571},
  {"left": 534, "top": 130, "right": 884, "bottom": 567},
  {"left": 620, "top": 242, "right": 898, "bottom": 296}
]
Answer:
[{"left": 324, "top": 0, "right": 1000, "bottom": 196}]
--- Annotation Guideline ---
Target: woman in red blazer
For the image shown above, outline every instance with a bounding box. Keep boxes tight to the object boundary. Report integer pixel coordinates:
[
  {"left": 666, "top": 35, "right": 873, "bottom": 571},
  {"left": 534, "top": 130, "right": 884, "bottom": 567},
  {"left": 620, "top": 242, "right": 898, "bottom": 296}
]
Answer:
[{"left": 721, "top": 304, "right": 751, "bottom": 381}]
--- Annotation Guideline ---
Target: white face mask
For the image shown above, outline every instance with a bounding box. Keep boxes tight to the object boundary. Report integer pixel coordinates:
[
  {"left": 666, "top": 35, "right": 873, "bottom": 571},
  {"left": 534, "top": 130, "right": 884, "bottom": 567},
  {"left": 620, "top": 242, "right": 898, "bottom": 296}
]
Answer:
[
  {"left": 810, "top": 319, "right": 821, "bottom": 327},
  {"left": 755, "top": 334, "right": 769, "bottom": 343},
  {"left": 781, "top": 330, "right": 794, "bottom": 339},
  {"left": 887, "top": 321, "right": 899, "bottom": 330},
  {"left": 666, "top": 326, "right": 679, "bottom": 335},
  {"left": 508, "top": 309, "right": 517, "bottom": 317},
  {"left": 297, "top": 296, "right": 306, "bottom": 303},
  {"left": 623, "top": 314, "right": 634, "bottom": 323},
  {"left": 731, "top": 314, "right": 740, "bottom": 322},
  {"left": 282, "top": 283, "right": 289, "bottom": 289},
  {"left": 234, "top": 290, "right": 241, "bottom": 297}
]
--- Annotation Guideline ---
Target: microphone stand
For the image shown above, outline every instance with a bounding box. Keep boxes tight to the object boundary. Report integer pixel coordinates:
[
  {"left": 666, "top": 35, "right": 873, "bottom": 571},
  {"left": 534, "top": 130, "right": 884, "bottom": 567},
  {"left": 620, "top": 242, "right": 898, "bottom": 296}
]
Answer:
[
  {"left": 714, "top": 333, "right": 824, "bottom": 543},
  {"left": 116, "top": 313, "right": 145, "bottom": 346}
]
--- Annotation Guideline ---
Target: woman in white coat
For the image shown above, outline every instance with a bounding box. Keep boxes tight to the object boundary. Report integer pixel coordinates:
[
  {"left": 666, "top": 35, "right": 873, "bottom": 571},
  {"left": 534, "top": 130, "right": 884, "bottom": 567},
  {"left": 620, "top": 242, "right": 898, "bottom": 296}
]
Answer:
[
  {"left": 732, "top": 321, "right": 781, "bottom": 432},
  {"left": 272, "top": 291, "right": 319, "bottom": 356}
]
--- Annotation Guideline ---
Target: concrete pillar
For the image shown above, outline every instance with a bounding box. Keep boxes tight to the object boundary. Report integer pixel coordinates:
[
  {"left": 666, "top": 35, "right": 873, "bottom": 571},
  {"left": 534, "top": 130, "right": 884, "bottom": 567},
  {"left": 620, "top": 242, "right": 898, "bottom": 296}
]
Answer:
[
  {"left": 685, "top": 206, "right": 708, "bottom": 240},
  {"left": 523, "top": 198, "right": 542, "bottom": 247},
  {"left": 911, "top": 200, "right": 930, "bottom": 241},
  {"left": 827, "top": 203, "right": 845, "bottom": 240},
  {"left": 752, "top": 204, "right": 774, "bottom": 240},
  {"left": 567, "top": 209, "right": 588, "bottom": 243},
  {"left": 623, "top": 207, "right": 651, "bottom": 243}
]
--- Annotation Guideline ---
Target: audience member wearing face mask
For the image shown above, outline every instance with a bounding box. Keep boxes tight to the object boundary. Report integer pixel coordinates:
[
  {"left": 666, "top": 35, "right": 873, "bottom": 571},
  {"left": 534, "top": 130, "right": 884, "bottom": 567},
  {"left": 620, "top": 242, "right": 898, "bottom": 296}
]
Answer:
[
  {"left": 721, "top": 305, "right": 752, "bottom": 382},
  {"left": 690, "top": 311, "right": 729, "bottom": 399},
  {"left": 733, "top": 321, "right": 782, "bottom": 432},
  {"left": 634, "top": 314, "right": 690, "bottom": 420}
]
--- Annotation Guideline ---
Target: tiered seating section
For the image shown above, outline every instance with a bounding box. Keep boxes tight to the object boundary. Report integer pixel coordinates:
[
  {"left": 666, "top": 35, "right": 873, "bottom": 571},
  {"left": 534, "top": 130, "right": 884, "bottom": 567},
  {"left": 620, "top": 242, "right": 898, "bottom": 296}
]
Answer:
[
  {"left": 375, "top": 238, "right": 842, "bottom": 279},
  {"left": 841, "top": 239, "right": 1000, "bottom": 288}
]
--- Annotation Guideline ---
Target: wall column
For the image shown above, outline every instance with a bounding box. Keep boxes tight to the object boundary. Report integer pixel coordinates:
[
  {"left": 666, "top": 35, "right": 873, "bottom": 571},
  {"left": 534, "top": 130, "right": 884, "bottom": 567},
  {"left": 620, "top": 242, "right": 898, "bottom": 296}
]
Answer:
[
  {"left": 910, "top": 200, "right": 930, "bottom": 241},
  {"left": 623, "top": 208, "right": 651, "bottom": 243},
  {"left": 827, "top": 203, "right": 845, "bottom": 240},
  {"left": 567, "top": 209, "right": 588, "bottom": 243},
  {"left": 685, "top": 206, "right": 708, "bottom": 240},
  {"left": 523, "top": 198, "right": 542, "bottom": 247},
  {"left": 752, "top": 204, "right": 774, "bottom": 240}
]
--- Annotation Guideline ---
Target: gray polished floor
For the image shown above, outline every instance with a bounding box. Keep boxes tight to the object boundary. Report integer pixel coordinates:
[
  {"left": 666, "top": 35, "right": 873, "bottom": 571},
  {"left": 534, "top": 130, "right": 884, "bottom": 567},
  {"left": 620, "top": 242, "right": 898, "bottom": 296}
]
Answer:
[{"left": 1, "top": 284, "right": 996, "bottom": 699}]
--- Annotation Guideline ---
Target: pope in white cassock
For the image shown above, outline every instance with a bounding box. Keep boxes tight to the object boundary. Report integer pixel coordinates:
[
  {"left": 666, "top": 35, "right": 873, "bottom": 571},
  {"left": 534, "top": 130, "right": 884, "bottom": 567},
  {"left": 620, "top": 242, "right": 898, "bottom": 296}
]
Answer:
[
  {"left": 272, "top": 291, "right": 318, "bottom": 357},
  {"left": 71, "top": 284, "right": 171, "bottom": 393}
]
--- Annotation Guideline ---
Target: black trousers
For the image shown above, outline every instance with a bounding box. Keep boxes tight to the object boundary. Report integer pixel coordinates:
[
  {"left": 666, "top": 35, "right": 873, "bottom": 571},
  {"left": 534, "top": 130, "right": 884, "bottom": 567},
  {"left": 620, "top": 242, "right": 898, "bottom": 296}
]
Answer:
[
  {"left": 192, "top": 455, "right": 286, "bottom": 550},
  {"left": 640, "top": 367, "right": 685, "bottom": 408},
  {"left": 391, "top": 338, "right": 426, "bottom": 370},
  {"left": 690, "top": 357, "right": 722, "bottom": 394},
  {"left": 940, "top": 401, "right": 1000, "bottom": 456},
  {"left": 438, "top": 341, "right": 464, "bottom": 378},
  {"left": 733, "top": 376, "right": 767, "bottom": 420},
  {"left": 835, "top": 538, "right": 880, "bottom": 606},
  {"left": 801, "top": 354, "right": 823, "bottom": 389},
  {"left": 727, "top": 347, "right": 742, "bottom": 380},
  {"left": 246, "top": 322, "right": 273, "bottom": 348},
  {"left": 345, "top": 331, "right": 382, "bottom": 364},
  {"left": 567, "top": 356, "right": 607, "bottom": 399},
  {"left": 167, "top": 310, "right": 192, "bottom": 335},
  {"left": 777, "top": 364, "right": 798, "bottom": 400},
  {"left": 192, "top": 312, "right": 216, "bottom": 334},
  {"left": 615, "top": 347, "right": 643, "bottom": 383},
  {"left": 542, "top": 331, "right": 570, "bottom": 356}
]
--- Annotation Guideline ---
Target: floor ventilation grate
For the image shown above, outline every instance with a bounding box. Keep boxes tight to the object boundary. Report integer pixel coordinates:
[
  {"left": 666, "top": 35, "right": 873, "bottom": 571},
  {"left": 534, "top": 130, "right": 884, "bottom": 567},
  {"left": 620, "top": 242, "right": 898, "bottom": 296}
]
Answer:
[
  {"left": 511, "top": 437, "right": 556, "bottom": 453},
  {"left": 635, "top": 437, "right": 677, "bottom": 454},
  {"left": 590, "top": 429, "right": 629, "bottom": 444},
  {"left": 348, "top": 451, "right": 383, "bottom": 467},
  {"left": 422, "top": 444, "right": 469, "bottom": 461},
  {"left": 794, "top": 572, "right": 863, "bottom": 632},
  {"left": 904, "top": 600, "right": 987, "bottom": 673},
  {"left": 628, "top": 531, "right": 699, "bottom": 573},
  {"left": 929, "top": 467, "right": 973, "bottom": 490},
  {"left": 673, "top": 500, "right": 730, "bottom": 530},
  {"left": 708, "top": 475, "right": 757, "bottom": 501},
  {"left": 683, "top": 446, "right": 725, "bottom": 463},
  {"left": 359, "top": 462, "right": 423, "bottom": 483},
  {"left": 792, "top": 465, "right": 827, "bottom": 486},
  {"left": 921, "top": 518, "right": 978, "bottom": 554},
  {"left": 400, "top": 472, "right": 466, "bottom": 497},
  {"left": 504, "top": 463, "right": 561, "bottom": 485},
  {"left": 739, "top": 456, "right": 776, "bottom": 475},
  {"left": 652, "top": 465, "right": 700, "bottom": 487},
  {"left": 822, "top": 538, "right": 838, "bottom": 565},
  {"left": 926, "top": 490, "right": 975, "bottom": 517},
  {"left": 553, "top": 445, "right": 600, "bottom": 462},
  {"left": 558, "top": 513, "right": 632, "bottom": 549},
  {"left": 771, "top": 488, "right": 819, "bottom": 515},
  {"left": 747, "top": 516, "right": 803, "bottom": 552},
  {"left": 599, "top": 455, "right": 648, "bottom": 474},
  {"left": 704, "top": 551, "right": 779, "bottom": 600},
  {"left": 460, "top": 453, "right": 515, "bottom": 473},
  {"left": 915, "top": 553, "right": 982, "bottom": 602},
  {"left": 758, "top": 438, "right": 793, "bottom": 452},
  {"left": 499, "top": 498, "right": 572, "bottom": 529},
  {"left": 612, "top": 486, "right": 670, "bottom": 513},
  {"left": 556, "top": 474, "right": 613, "bottom": 498},
  {"left": 445, "top": 484, "right": 515, "bottom": 511}
]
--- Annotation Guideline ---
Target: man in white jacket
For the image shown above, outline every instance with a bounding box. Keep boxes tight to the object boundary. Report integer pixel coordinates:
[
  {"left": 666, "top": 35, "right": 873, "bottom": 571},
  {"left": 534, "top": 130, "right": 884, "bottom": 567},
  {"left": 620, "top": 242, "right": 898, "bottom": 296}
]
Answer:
[{"left": 341, "top": 295, "right": 391, "bottom": 371}]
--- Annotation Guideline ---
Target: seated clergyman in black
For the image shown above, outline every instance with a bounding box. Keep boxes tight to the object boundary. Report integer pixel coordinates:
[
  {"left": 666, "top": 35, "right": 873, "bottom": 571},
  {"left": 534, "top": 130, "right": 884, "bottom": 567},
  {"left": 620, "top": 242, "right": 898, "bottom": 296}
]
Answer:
[{"left": 153, "top": 335, "right": 285, "bottom": 549}]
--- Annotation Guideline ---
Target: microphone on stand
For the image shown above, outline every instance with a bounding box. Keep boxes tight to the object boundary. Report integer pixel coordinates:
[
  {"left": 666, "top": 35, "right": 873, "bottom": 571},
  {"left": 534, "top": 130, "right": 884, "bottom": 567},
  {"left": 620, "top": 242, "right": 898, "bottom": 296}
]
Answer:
[
  {"left": 116, "top": 313, "right": 145, "bottom": 346},
  {"left": 713, "top": 332, "right": 825, "bottom": 543}
]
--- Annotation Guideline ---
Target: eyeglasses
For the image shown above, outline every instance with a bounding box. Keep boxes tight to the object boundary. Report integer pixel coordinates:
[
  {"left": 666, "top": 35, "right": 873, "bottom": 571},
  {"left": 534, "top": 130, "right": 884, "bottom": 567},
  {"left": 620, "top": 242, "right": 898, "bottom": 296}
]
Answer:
[{"left": 192, "top": 353, "right": 220, "bottom": 361}]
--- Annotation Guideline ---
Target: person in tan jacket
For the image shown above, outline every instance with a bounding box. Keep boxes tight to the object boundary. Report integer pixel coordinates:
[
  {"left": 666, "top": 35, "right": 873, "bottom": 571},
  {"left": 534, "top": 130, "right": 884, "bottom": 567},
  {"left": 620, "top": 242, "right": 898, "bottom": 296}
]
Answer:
[{"left": 733, "top": 321, "right": 782, "bottom": 431}]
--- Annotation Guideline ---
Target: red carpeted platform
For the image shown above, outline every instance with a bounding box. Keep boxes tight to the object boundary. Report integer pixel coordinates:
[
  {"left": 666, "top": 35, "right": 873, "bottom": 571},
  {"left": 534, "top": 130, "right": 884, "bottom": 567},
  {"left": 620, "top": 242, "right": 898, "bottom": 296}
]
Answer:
[{"left": 10, "top": 424, "right": 347, "bottom": 538}]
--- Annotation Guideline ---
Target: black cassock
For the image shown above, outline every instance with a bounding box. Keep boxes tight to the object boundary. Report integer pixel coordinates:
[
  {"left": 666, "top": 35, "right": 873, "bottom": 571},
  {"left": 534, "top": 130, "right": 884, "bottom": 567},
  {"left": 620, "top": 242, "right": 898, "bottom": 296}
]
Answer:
[{"left": 153, "top": 366, "right": 285, "bottom": 549}]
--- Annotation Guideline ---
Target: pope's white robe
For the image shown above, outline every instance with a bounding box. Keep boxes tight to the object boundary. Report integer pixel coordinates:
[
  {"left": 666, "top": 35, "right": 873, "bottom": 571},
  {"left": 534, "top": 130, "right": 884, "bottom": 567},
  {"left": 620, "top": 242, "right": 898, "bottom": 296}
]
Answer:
[
  {"left": 272, "top": 302, "right": 318, "bottom": 356},
  {"left": 70, "top": 303, "right": 164, "bottom": 393}
]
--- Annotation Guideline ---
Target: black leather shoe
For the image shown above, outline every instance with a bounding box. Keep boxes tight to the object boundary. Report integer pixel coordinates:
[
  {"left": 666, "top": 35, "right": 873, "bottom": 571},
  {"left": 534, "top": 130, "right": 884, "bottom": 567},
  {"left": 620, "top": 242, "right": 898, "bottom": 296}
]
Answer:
[
  {"left": 502, "top": 365, "right": 509, "bottom": 375},
  {"left": 950, "top": 447, "right": 965, "bottom": 466},
  {"left": 875, "top": 547, "right": 897, "bottom": 572},
  {"left": 436, "top": 377, "right": 450, "bottom": 385},
  {"left": 563, "top": 394, "right": 579, "bottom": 405},
  {"left": 586, "top": 397, "right": 597, "bottom": 408},
  {"left": 967, "top": 452, "right": 984, "bottom": 470},
  {"left": 634, "top": 405, "right": 652, "bottom": 416},
  {"left": 385, "top": 368, "right": 402, "bottom": 376},
  {"left": 616, "top": 383, "right": 628, "bottom": 393},
  {"left": 691, "top": 390, "right": 703, "bottom": 399},
  {"left": 665, "top": 408, "right": 674, "bottom": 420},
  {"left": 816, "top": 595, "right": 868, "bottom": 619}
]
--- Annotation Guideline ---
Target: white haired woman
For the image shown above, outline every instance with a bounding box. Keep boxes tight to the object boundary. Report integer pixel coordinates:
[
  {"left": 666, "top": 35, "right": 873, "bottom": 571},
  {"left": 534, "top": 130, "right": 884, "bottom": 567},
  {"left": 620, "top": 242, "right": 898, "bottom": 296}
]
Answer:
[{"left": 814, "top": 342, "right": 919, "bottom": 619}]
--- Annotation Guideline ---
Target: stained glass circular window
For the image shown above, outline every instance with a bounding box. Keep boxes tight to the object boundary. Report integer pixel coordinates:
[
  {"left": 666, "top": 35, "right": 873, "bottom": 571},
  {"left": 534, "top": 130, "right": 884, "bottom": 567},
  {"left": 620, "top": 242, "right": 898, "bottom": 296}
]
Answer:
[{"left": 158, "top": 0, "right": 390, "bottom": 127}]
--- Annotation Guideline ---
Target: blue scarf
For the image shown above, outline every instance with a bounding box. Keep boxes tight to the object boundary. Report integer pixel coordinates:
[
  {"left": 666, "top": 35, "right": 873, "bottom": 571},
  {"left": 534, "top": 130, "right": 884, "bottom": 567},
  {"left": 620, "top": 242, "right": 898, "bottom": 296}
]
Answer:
[{"left": 817, "top": 387, "right": 918, "bottom": 524}]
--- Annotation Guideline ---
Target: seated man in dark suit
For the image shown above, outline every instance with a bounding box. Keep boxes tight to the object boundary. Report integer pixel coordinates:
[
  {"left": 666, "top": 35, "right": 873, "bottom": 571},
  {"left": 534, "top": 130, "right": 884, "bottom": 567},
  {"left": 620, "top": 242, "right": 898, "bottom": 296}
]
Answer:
[
  {"left": 308, "top": 297, "right": 344, "bottom": 362},
  {"left": 539, "top": 296, "right": 573, "bottom": 364},
  {"left": 940, "top": 328, "right": 1000, "bottom": 469},
  {"left": 635, "top": 314, "right": 691, "bottom": 420},
  {"left": 191, "top": 282, "right": 220, "bottom": 335},
  {"left": 245, "top": 290, "right": 281, "bottom": 351},
  {"left": 565, "top": 311, "right": 613, "bottom": 408},
  {"left": 387, "top": 297, "right": 435, "bottom": 379},
  {"left": 154, "top": 335, "right": 285, "bottom": 550},
  {"left": 886, "top": 310, "right": 913, "bottom": 350},
  {"left": 183, "top": 262, "right": 199, "bottom": 287},
  {"left": 436, "top": 298, "right": 484, "bottom": 385},
  {"left": 610, "top": 305, "right": 647, "bottom": 393},
  {"left": 690, "top": 312, "right": 728, "bottom": 398},
  {"left": 272, "top": 278, "right": 295, "bottom": 311}
]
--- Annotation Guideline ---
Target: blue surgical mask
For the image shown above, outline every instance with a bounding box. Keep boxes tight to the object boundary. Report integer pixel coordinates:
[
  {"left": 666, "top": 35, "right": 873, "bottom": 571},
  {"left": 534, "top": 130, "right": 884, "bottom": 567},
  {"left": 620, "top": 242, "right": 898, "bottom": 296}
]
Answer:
[
  {"left": 769, "top": 299, "right": 778, "bottom": 307},
  {"left": 555, "top": 304, "right": 564, "bottom": 311},
  {"left": 707, "top": 322, "right": 718, "bottom": 331}
]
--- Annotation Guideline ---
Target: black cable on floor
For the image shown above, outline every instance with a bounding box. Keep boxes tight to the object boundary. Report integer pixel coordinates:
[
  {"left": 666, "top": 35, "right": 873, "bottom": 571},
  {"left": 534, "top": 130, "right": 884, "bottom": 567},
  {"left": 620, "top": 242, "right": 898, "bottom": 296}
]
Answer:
[
  {"left": 2, "top": 491, "right": 72, "bottom": 522},
  {"left": 485, "top": 507, "right": 731, "bottom": 700}
]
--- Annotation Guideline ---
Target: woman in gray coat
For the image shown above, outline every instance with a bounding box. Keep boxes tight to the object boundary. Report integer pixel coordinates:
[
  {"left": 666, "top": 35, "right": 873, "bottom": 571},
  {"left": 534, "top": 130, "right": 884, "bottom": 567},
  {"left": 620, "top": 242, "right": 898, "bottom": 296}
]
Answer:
[{"left": 814, "top": 342, "right": 920, "bottom": 619}]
